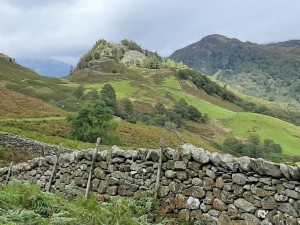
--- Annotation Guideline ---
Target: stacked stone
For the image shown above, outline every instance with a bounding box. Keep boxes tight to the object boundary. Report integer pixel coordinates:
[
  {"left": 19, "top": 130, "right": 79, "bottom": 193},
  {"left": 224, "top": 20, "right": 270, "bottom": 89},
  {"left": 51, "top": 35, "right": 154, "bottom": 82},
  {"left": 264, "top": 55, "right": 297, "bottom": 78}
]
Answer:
[
  {"left": 0, "top": 143, "right": 299, "bottom": 224},
  {"left": 0, "top": 147, "right": 158, "bottom": 197},
  {"left": 160, "top": 144, "right": 300, "bottom": 224},
  {"left": 0, "top": 133, "right": 73, "bottom": 156}
]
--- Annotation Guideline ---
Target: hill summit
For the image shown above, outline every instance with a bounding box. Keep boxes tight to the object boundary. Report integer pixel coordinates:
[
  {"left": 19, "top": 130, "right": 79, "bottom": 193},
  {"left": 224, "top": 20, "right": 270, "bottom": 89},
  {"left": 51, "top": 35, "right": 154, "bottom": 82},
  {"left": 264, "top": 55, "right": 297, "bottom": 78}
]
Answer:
[
  {"left": 169, "top": 35, "right": 300, "bottom": 110},
  {"left": 75, "top": 39, "right": 162, "bottom": 71}
]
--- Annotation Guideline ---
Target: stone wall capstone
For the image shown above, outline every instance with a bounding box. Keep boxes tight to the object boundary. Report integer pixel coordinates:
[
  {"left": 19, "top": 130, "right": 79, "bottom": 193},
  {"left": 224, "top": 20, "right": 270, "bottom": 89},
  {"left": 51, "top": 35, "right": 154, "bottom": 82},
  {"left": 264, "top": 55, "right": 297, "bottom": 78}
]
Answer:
[{"left": 0, "top": 136, "right": 300, "bottom": 224}]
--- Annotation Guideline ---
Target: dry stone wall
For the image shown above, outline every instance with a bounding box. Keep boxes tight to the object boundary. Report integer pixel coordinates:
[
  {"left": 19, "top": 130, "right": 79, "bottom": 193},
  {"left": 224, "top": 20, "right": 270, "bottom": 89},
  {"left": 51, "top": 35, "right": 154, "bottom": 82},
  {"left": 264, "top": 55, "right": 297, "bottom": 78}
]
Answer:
[
  {"left": 0, "top": 133, "right": 73, "bottom": 156},
  {"left": 0, "top": 138, "right": 300, "bottom": 224}
]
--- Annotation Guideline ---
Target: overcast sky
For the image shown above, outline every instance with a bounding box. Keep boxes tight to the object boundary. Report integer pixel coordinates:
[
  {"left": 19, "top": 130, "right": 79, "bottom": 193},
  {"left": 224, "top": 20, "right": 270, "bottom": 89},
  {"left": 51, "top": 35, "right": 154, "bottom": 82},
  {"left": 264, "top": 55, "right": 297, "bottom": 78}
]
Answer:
[{"left": 1, "top": 0, "right": 300, "bottom": 65}]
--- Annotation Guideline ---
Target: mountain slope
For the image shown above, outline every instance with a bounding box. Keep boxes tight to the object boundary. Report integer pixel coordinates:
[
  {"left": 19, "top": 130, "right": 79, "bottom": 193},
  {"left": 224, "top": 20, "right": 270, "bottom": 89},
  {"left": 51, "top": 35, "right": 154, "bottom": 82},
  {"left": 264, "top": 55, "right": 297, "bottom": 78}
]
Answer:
[
  {"left": 169, "top": 34, "right": 300, "bottom": 110},
  {"left": 0, "top": 87, "right": 66, "bottom": 118},
  {"left": 66, "top": 39, "right": 300, "bottom": 159},
  {"left": 0, "top": 54, "right": 77, "bottom": 109},
  {"left": 1, "top": 41, "right": 300, "bottom": 161}
]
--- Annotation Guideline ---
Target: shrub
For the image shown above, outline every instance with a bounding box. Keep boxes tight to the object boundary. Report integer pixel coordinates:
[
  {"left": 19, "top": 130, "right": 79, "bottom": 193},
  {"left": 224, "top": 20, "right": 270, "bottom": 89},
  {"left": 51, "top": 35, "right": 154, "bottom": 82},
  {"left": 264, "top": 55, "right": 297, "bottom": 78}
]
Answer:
[{"left": 68, "top": 101, "right": 119, "bottom": 144}]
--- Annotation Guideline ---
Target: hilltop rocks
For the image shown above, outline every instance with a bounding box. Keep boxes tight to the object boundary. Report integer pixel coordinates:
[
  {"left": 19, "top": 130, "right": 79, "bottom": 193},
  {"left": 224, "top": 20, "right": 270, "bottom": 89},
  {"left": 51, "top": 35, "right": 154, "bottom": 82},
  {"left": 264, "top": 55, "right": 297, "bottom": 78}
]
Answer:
[{"left": 121, "top": 50, "right": 145, "bottom": 63}]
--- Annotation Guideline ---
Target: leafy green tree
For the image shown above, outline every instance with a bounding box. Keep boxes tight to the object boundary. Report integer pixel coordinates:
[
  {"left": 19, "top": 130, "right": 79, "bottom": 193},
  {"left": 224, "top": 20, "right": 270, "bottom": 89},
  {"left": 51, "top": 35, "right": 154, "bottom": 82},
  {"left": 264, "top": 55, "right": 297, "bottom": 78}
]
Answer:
[
  {"left": 242, "top": 144, "right": 263, "bottom": 158},
  {"left": 177, "top": 69, "right": 191, "bottom": 80},
  {"left": 248, "top": 133, "right": 260, "bottom": 145},
  {"left": 155, "top": 102, "right": 166, "bottom": 115},
  {"left": 203, "top": 83, "right": 217, "bottom": 95},
  {"left": 166, "top": 110, "right": 183, "bottom": 126},
  {"left": 84, "top": 53, "right": 93, "bottom": 62},
  {"left": 264, "top": 139, "right": 274, "bottom": 148},
  {"left": 269, "top": 143, "right": 282, "bottom": 153},
  {"left": 142, "top": 55, "right": 162, "bottom": 69},
  {"left": 201, "top": 113, "right": 209, "bottom": 123},
  {"left": 101, "top": 84, "right": 118, "bottom": 114},
  {"left": 174, "top": 98, "right": 188, "bottom": 118},
  {"left": 68, "top": 101, "right": 118, "bottom": 144},
  {"left": 223, "top": 137, "right": 242, "bottom": 152},
  {"left": 192, "top": 76, "right": 207, "bottom": 87},
  {"left": 122, "top": 98, "right": 133, "bottom": 115},
  {"left": 140, "top": 114, "right": 154, "bottom": 125},
  {"left": 83, "top": 90, "right": 99, "bottom": 101},
  {"left": 111, "top": 47, "right": 124, "bottom": 62},
  {"left": 121, "top": 39, "right": 143, "bottom": 52},
  {"left": 187, "top": 105, "right": 202, "bottom": 121},
  {"left": 74, "top": 84, "right": 84, "bottom": 99}
]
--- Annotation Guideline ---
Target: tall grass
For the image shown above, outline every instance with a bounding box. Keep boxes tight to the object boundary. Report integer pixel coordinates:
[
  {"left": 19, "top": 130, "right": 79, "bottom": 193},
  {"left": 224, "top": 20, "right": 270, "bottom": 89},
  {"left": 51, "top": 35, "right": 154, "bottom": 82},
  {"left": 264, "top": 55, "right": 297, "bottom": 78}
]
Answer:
[{"left": 0, "top": 181, "right": 193, "bottom": 225}]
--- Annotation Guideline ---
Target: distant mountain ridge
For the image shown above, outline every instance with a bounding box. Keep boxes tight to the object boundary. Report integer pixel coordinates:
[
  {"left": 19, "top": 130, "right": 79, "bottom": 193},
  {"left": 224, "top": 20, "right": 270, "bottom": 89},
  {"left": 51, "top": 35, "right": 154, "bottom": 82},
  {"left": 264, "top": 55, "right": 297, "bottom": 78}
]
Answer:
[
  {"left": 16, "top": 58, "right": 72, "bottom": 77},
  {"left": 169, "top": 34, "right": 300, "bottom": 110}
]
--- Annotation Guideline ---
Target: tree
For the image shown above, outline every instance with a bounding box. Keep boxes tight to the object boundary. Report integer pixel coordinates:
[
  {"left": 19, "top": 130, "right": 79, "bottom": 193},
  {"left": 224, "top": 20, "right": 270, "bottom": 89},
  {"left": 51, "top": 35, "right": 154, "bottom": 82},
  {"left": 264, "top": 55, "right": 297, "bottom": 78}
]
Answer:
[
  {"left": 203, "top": 83, "right": 217, "bottom": 95},
  {"left": 201, "top": 113, "right": 209, "bottom": 123},
  {"left": 223, "top": 137, "right": 242, "bottom": 151},
  {"left": 111, "top": 47, "right": 124, "bottom": 62},
  {"left": 142, "top": 55, "right": 162, "bottom": 69},
  {"left": 269, "top": 143, "right": 282, "bottom": 153},
  {"left": 187, "top": 105, "right": 202, "bottom": 121},
  {"left": 74, "top": 84, "right": 84, "bottom": 99},
  {"left": 264, "top": 139, "right": 274, "bottom": 148},
  {"left": 122, "top": 98, "right": 133, "bottom": 115},
  {"left": 248, "top": 133, "right": 260, "bottom": 145},
  {"left": 155, "top": 102, "right": 166, "bottom": 115},
  {"left": 174, "top": 98, "right": 188, "bottom": 118},
  {"left": 101, "top": 84, "right": 117, "bottom": 114},
  {"left": 68, "top": 101, "right": 118, "bottom": 144}
]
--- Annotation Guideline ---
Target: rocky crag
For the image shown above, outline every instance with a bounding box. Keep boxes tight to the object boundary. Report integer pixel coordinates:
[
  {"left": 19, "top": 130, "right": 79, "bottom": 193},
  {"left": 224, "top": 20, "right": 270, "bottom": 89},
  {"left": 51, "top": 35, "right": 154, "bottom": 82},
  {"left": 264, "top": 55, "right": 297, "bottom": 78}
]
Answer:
[{"left": 0, "top": 135, "right": 299, "bottom": 224}]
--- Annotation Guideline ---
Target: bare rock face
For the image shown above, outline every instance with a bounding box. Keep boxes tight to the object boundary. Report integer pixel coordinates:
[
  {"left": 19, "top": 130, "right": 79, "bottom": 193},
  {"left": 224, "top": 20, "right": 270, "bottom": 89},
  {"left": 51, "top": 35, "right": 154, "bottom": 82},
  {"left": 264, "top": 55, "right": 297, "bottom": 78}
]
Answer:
[{"left": 121, "top": 50, "right": 145, "bottom": 63}]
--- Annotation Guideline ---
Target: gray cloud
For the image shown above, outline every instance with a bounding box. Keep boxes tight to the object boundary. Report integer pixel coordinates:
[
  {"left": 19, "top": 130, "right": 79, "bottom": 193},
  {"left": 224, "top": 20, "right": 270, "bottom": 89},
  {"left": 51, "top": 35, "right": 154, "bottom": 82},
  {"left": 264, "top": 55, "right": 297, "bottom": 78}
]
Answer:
[{"left": 0, "top": 0, "right": 300, "bottom": 65}]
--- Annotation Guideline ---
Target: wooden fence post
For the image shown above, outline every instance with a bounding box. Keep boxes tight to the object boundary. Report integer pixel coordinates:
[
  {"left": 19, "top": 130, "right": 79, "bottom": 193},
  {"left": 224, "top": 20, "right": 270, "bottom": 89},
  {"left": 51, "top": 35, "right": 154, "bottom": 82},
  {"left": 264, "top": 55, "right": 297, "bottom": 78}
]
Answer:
[
  {"left": 155, "top": 138, "right": 163, "bottom": 199},
  {"left": 84, "top": 137, "right": 101, "bottom": 200},
  {"left": 5, "top": 162, "right": 13, "bottom": 185},
  {"left": 46, "top": 149, "right": 61, "bottom": 192}
]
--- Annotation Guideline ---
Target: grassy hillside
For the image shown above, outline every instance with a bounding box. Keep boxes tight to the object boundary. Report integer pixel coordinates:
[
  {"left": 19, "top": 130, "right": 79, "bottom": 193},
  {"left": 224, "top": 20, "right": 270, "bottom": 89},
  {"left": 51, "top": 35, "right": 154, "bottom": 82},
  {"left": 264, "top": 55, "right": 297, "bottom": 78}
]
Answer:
[
  {"left": 1, "top": 40, "right": 299, "bottom": 163},
  {"left": 65, "top": 40, "right": 300, "bottom": 160},
  {"left": 159, "top": 88, "right": 300, "bottom": 156},
  {"left": 0, "top": 57, "right": 77, "bottom": 109},
  {"left": 69, "top": 66, "right": 300, "bottom": 158},
  {"left": 169, "top": 34, "right": 300, "bottom": 110},
  {"left": 0, "top": 88, "right": 66, "bottom": 118}
]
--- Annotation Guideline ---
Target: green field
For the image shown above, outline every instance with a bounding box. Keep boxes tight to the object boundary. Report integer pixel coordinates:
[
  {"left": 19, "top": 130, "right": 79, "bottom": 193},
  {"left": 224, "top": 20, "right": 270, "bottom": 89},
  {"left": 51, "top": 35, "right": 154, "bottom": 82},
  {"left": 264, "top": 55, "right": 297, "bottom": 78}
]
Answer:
[
  {"left": 222, "top": 113, "right": 300, "bottom": 156},
  {"left": 155, "top": 88, "right": 300, "bottom": 156}
]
